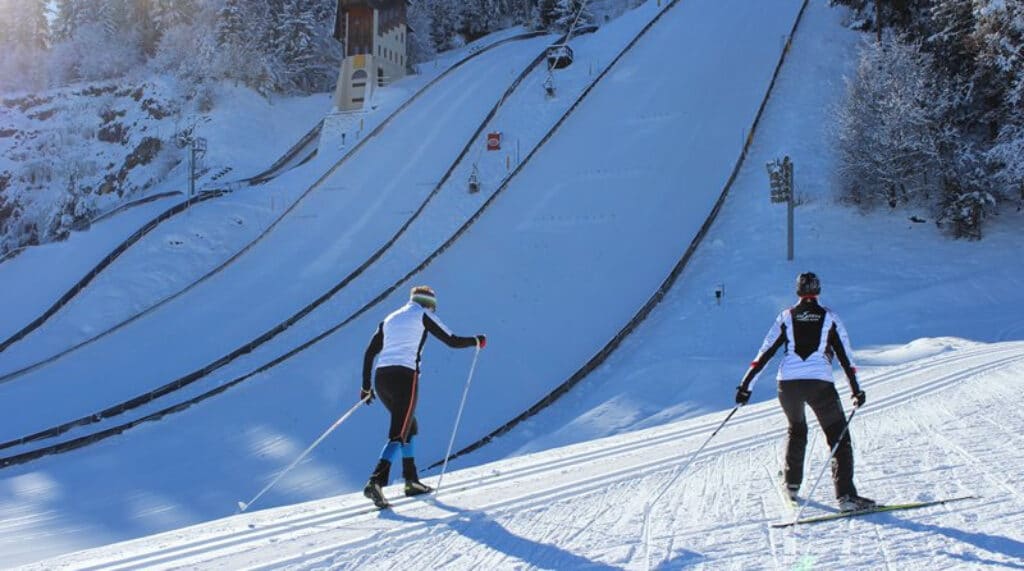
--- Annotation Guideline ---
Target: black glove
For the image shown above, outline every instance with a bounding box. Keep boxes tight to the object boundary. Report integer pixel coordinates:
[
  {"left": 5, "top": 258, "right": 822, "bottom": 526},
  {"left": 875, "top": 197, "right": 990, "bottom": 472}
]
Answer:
[
  {"left": 476, "top": 334, "right": 487, "bottom": 349},
  {"left": 852, "top": 390, "right": 866, "bottom": 408},
  {"left": 361, "top": 388, "right": 375, "bottom": 405},
  {"left": 735, "top": 386, "right": 752, "bottom": 405}
]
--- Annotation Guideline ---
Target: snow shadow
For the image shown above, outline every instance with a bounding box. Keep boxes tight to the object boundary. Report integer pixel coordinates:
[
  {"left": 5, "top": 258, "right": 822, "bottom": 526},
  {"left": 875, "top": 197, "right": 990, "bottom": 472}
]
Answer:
[
  {"left": 875, "top": 513, "right": 1024, "bottom": 568},
  {"left": 651, "top": 549, "right": 706, "bottom": 570},
  {"left": 380, "top": 497, "right": 623, "bottom": 570}
]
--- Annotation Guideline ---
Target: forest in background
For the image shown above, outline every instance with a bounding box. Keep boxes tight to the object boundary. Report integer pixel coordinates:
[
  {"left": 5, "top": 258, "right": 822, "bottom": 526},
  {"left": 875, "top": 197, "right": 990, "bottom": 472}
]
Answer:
[{"left": 834, "top": 0, "right": 1023, "bottom": 238}]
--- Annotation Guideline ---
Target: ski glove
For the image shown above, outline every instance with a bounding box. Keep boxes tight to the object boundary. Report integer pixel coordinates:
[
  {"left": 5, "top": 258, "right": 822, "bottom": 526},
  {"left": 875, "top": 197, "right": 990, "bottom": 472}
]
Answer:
[
  {"left": 361, "top": 388, "right": 375, "bottom": 405},
  {"left": 476, "top": 334, "right": 487, "bottom": 349},
  {"left": 735, "top": 386, "right": 752, "bottom": 405},
  {"left": 852, "top": 390, "right": 866, "bottom": 408}
]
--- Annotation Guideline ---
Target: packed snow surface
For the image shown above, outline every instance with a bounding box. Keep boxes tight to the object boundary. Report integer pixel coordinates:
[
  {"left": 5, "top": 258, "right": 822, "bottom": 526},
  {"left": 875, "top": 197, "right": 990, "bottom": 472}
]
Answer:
[{"left": 1, "top": 0, "right": 1023, "bottom": 568}]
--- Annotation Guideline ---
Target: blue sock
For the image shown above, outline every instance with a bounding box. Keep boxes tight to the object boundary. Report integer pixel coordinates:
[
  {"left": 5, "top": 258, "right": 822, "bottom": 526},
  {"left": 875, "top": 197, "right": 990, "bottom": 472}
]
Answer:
[
  {"left": 380, "top": 441, "right": 401, "bottom": 463},
  {"left": 401, "top": 438, "right": 416, "bottom": 459}
]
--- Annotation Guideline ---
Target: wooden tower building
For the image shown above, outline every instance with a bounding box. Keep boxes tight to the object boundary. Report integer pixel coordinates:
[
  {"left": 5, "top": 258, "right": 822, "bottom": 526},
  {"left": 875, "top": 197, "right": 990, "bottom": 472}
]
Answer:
[{"left": 333, "top": 0, "right": 409, "bottom": 111}]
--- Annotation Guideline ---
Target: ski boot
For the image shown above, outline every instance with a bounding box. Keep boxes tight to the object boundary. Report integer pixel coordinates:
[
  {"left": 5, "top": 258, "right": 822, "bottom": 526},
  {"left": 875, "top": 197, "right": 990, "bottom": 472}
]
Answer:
[
  {"left": 363, "top": 459, "right": 391, "bottom": 509},
  {"left": 838, "top": 494, "right": 877, "bottom": 512},
  {"left": 403, "top": 458, "right": 434, "bottom": 497},
  {"left": 785, "top": 483, "right": 800, "bottom": 502}
]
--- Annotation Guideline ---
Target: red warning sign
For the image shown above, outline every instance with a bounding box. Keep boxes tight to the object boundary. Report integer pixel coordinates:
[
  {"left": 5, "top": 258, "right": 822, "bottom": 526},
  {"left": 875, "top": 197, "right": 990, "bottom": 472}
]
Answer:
[{"left": 487, "top": 132, "right": 501, "bottom": 151}]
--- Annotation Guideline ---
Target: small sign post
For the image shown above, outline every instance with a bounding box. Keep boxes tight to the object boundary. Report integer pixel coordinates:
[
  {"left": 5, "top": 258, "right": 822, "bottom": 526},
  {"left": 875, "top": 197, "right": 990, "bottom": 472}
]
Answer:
[
  {"left": 487, "top": 132, "right": 501, "bottom": 151},
  {"left": 767, "top": 156, "right": 794, "bottom": 261}
]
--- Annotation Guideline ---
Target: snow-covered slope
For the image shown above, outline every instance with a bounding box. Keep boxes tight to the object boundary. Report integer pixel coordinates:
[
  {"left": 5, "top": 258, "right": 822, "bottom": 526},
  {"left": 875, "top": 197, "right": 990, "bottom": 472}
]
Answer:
[
  {"left": 0, "top": 35, "right": 555, "bottom": 439},
  {"left": 0, "top": 0, "right": 812, "bottom": 563},
  {"left": 3, "top": 0, "right": 1023, "bottom": 568},
  {"left": 22, "top": 340, "right": 1024, "bottom": 570},
  {"left": 0, "top": 28, "right": 525, "bottom": 361}
]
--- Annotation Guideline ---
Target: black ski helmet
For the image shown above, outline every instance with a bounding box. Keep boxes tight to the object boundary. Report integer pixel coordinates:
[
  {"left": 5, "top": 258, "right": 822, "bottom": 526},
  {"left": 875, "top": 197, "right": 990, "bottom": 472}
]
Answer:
[{"left": 796, "top": 272, "right": 821, "bottom": 297}]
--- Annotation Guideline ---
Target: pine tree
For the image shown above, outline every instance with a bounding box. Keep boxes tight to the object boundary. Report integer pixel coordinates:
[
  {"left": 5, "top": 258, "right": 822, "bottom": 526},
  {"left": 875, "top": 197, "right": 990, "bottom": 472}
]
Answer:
[
  {"left": 407, "top": 0, "right": 437, "bottom": 67},
  {"left": 538, "top": 0, "right": 558, "bottom": 29},
  {"left": 837, "top": 34, "right": 942, "bottom": 208},
  {"left": 215, "top": 0, "right": 280, "bottom": 95},
  {"left": 428, "top": 0, "right": 462, "bottom": 51},
  {"left": 277, "top": 0, "right": 321, "bottom": 91},
  {"left": 52, "top": 0, "right": 90, "bottom": 41},
  {"left": 1, "top": 0, "right": 51, "bottom": 49},
  {"left": 553, "top": 0, "right": 592, "bottom": 33},
  {"left": 460, "top": 0, "right": 499, "bottom": 41},
  {"left": 974, "top": 0, "right": 1024, "bottom": 203},
  {"left": 925, "top": 0, "right": 976, "bottom": 79},
  {"left": 0, "top": 0, "right": 50, "bottom": 90}
]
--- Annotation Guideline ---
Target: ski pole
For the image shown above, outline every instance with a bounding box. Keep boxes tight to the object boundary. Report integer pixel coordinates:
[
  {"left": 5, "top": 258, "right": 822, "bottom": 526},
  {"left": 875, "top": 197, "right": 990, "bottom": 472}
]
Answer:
[
  {"left": 237, "top": 396, "right": 369, "bottom": 513},
  {"left": 792, "top": 406, "right": 859, "bottom": 523},
  {"left": 435, "top": 345, "right": 482, "bottom": 495},
  {"left": 643, "top": 404, "right": 741, "bottom": 569},
  {"left": 648, "top": 404, "right": 741, "bottom": 507}
]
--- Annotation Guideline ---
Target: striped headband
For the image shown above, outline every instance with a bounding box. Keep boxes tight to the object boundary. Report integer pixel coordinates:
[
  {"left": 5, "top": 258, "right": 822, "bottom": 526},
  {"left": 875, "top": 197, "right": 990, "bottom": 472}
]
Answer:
[{"left": 410, "top": 287, "right": 436, "bottom": 309}]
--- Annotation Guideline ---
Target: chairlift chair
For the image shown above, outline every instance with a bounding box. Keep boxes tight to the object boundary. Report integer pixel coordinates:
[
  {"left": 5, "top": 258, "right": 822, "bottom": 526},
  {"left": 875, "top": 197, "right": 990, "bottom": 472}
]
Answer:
[{"left": 546, "top": 44, "right": 574, "bottom": 70}]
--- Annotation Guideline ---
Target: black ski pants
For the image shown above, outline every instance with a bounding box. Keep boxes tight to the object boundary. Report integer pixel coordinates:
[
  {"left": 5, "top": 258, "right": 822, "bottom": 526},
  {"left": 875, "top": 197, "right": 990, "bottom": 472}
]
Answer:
[
  {"left": 778, "top": 380, "right": 857, "bottom": 499},
  {"left": 375, "top": 365, "right": 419, "bottom": 443}
]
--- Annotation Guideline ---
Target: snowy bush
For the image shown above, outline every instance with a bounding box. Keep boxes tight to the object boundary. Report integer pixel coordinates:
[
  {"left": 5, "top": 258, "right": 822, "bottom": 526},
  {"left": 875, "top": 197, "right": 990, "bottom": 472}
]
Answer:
[
  {"left": 836, "top": 35, "right": 942, "bottom": 209},
  {"left": 833, "top": 0, "right": 1024, "bottom": 239}
]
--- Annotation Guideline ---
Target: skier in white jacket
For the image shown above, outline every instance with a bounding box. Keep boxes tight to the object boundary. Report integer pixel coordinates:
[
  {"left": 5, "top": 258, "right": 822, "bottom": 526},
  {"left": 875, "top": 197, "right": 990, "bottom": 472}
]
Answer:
[
  {"left": 360, "top": 285, "right": 485, "bottom": 508},
  {"left": 736, "top": 272, "right": 875, "bottom": 512}
]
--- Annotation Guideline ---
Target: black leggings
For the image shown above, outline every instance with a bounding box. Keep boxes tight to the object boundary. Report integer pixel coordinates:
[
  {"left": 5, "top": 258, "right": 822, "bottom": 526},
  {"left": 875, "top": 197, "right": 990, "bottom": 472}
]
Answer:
[
  {"left": 375, "top": 366, "right": 419, "bottom": 443},
  {"left": 778, "top": 380, "right": 857, "bottom": 498}
]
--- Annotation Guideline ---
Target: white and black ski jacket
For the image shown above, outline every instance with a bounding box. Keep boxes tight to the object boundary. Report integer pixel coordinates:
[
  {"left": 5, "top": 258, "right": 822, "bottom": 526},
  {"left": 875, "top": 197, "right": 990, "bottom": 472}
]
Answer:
[
  {"left": 362, "top": 302, "right": 477, "bottom": 390},
  {"left": 739, "top": 297, "right": 860, "bottom": 394}
]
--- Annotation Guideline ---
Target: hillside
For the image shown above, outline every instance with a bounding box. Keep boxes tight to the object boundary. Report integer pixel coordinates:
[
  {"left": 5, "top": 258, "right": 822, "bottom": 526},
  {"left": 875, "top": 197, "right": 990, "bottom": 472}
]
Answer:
[{"left": 1, "top": 0, "right": 1023, "bottom": 568}]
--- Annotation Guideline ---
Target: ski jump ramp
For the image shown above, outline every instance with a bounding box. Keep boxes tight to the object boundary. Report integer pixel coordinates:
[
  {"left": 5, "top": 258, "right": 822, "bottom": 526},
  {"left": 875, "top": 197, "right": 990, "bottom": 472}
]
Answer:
[{"left": 0, "top": 0, "right": 807, "bottom": 563}]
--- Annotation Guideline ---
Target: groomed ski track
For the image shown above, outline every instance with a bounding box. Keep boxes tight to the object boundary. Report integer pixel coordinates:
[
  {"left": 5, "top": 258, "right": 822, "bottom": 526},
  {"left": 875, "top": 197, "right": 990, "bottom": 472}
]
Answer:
[
  {"left": 20, "top": 341, "right": 1024, "bottom": 569},
  {"left": 0, "top": 2, "right": 822, "bottom": 563},
  {"left": 0, "top": 30, "right": 546, "bottom": 366}
]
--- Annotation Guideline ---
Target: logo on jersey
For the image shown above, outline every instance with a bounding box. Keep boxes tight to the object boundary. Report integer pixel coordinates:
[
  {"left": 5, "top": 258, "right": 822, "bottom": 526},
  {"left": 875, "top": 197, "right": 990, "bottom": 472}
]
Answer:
[{"left": 793, "top": 311, "right": 822, "bottom": 323}]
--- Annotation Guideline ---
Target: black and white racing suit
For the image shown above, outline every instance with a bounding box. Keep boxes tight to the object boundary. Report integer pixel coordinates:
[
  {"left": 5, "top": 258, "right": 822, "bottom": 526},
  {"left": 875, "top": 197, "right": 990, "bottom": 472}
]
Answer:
[
  {"left": 738, "top": 297, "right": 862, "bottom": 498},
  {"left": 362, "top": 302, "right": 477, "bottom": 443}
]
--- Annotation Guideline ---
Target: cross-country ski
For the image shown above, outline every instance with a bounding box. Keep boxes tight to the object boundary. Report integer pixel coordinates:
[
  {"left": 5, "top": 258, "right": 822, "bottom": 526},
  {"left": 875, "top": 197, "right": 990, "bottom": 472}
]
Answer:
[{"left": 772, "top": 496, "right": 980, "bottom": 528}]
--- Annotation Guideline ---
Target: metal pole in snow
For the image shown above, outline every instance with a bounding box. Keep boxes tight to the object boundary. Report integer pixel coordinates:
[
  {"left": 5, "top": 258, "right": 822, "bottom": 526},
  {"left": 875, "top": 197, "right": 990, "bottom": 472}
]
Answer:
[
  {"left": 642, "top": 405, "right": 741, "bottom": 569},
  {"left": 787, "top": 160, "right": 794, "bottom": 261},
  {"left": 436, "top": 345, "right": 482, "bottom": 495},
  {"left": 237, "top": 397, "right": 369, "bottom": 513}
]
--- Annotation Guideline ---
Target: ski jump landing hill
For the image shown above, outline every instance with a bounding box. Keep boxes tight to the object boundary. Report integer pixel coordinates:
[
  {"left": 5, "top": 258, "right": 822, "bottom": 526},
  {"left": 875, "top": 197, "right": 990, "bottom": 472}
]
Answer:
[
  {"left": 0, "top": 34, "right": 559, "bottom": 430},
  {"left": 0, "top": 0, "right": 812, "bottom": 563},
  {"left": 0, "top": 30, "right": 547, "bottom": 370}
]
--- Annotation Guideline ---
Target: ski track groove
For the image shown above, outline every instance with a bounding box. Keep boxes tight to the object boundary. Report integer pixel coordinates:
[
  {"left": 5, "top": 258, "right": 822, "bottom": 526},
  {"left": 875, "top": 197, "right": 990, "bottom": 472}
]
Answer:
[
  {"left": 914, "top": 410, "right": 1024, "bottom": 502},
  {"left": 759, "top": 495, "right": 783, "bottom": 571},
  {"left": 55, "top": 343, "right": 1024, "bottom": 570},
  {"left": 871, "top": 521, "right": 894, "bottom": 571}
]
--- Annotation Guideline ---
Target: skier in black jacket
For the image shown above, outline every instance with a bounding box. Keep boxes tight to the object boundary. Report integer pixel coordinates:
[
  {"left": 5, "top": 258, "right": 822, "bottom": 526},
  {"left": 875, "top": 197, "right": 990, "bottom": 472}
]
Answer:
[
  {"left": 360, "top": 285, "right": 485, "bottom": 508},
  {"left": 736, "top": 272, "right": 875, "bottom": 512}
]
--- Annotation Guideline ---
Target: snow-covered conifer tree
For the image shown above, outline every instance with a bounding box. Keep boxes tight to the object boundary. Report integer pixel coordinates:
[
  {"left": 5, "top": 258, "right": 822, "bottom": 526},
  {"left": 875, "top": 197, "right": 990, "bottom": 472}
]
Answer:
[
  {"left": 837, "top": 35, "right": 942, "bottom": 209},
  {"left": 407, "top": 0, "right": 437, "bottom": 67}
]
